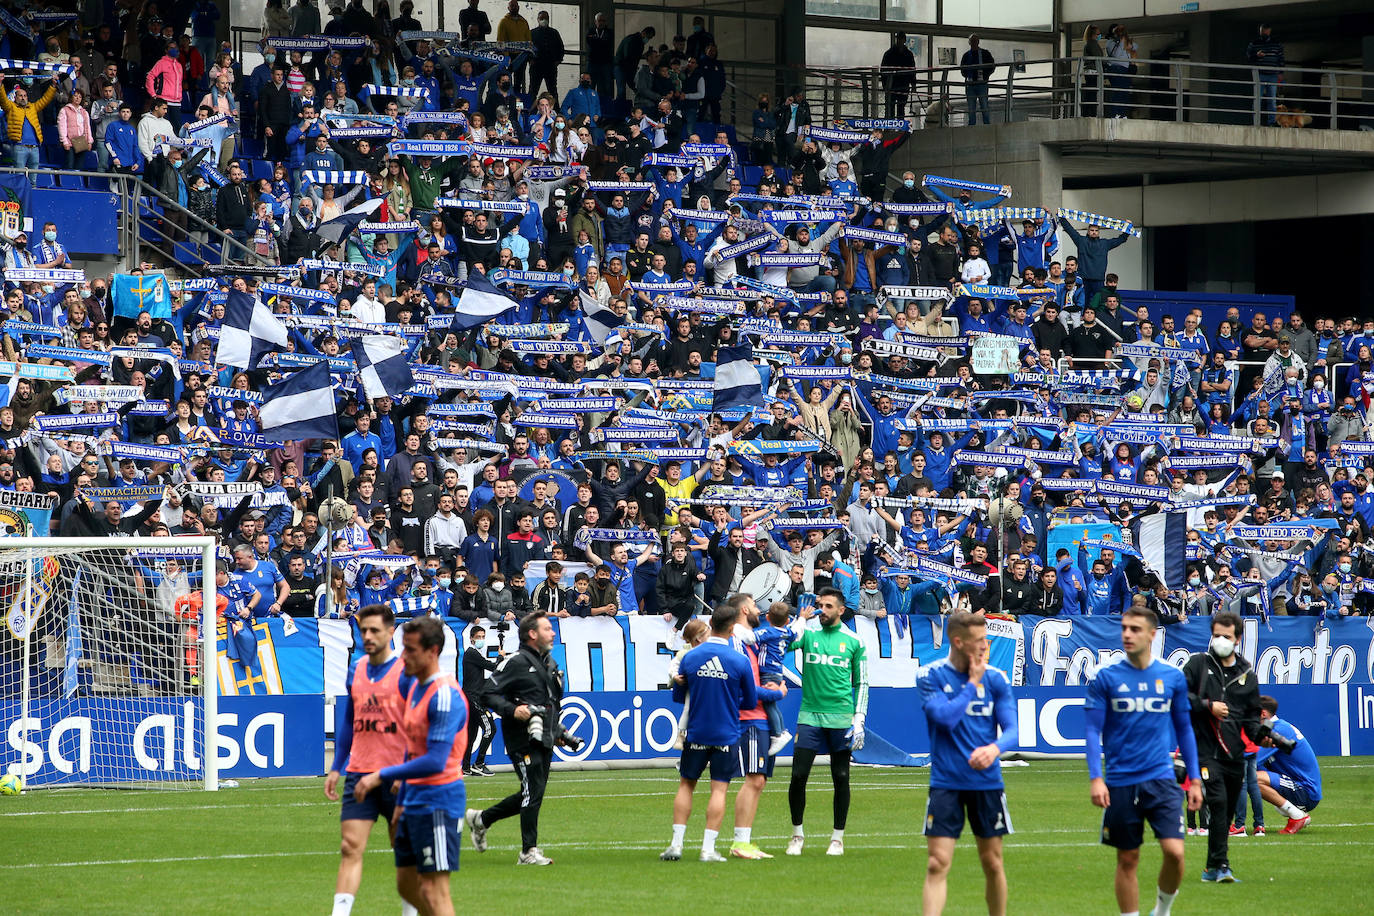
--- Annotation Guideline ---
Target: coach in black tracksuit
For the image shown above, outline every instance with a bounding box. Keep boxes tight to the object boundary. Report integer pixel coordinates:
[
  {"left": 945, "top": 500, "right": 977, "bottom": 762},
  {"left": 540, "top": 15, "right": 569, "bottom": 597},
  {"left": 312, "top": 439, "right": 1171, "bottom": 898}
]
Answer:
[
  {"left": 460, "top": 626, "right": 499, "bottom": 776},
  {"left": 473, "top": 612, "right": 567, "bottom": 860},
  {"left": 1182, "top": 611, "right": 1262, "bottom": 879}
]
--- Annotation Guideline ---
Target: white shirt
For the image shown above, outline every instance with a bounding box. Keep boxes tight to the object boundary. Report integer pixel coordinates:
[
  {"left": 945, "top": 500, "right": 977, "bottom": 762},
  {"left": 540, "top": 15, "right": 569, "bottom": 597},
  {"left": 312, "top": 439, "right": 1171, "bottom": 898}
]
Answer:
[
  {"left": 136, "top": 114, "right": 175, "bottom": 161},
  {"left": 350, "top": 293, "right": 385, "bottom": 325}
]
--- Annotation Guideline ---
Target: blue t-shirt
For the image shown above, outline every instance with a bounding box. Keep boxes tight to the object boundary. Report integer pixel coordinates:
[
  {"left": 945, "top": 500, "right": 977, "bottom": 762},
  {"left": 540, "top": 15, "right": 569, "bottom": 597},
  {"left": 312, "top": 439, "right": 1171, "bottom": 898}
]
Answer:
[
  {"left": 673, "top": 638, "right": 757, "bottom": 747},
  {"left": 1084, "top": 658, "right": 1194, "bottom": 786},
  {"left": 608, "top": 558, "right": 638, "bottom": 614},
  {"left": 237, "top": 560, "right": 285, "bottom": 616},
  {"left": 919, "top": 658, "right": 1018, "bottom": 790},
  {"left": 1255, "top": 716, "right": 1322, "bottom": 801}
]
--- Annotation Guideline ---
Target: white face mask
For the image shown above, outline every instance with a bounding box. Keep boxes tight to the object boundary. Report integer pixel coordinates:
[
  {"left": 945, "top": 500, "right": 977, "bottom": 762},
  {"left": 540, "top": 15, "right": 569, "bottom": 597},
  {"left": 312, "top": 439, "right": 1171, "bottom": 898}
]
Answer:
[
  {"left": 1314, "top": 379, "right": 1325, "bottom": 389},
  {"left": 1210, "top": 635, "right": 1236, "bottom": 658},
  {"left": 491, "top": 581, "right": 504, "bottom": 592}
]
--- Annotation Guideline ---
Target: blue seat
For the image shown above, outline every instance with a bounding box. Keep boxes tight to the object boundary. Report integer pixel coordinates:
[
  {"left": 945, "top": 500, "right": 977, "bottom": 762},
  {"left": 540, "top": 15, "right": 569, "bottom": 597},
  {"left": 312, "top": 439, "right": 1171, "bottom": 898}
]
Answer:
[
  {"left": 774, "top": 166, "right": 792, "bottom": 184},
  {"left": 742, "top": 165, "right": 763, "bottom": 186},
  {"left": 32, "top": 173, "right": 55, "bottom": 188},
  {"left": 58, "top": 173, "right": 86, "bottom": 190},
  {"left": 248, "top": 158, "right": 274, "bottom": 182},
  {"left": 87, "top": 175, "right": 111, "bottom": 191},
  {"left": 239, "top": 135, "right": 265, "bottom": 158}
]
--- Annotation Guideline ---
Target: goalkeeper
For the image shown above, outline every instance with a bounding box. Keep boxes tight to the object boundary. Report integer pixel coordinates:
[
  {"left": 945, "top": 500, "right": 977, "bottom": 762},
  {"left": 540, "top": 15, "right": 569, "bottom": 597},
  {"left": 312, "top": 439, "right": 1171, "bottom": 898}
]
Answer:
[{"left": 784, "top": 587, "right": 868, "bottom": 858}]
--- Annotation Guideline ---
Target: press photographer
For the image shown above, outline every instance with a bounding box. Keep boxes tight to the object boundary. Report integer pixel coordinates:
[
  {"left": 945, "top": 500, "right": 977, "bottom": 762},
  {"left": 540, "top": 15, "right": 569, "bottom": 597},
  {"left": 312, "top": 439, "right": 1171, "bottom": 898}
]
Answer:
[{"left": 464, "top": 612, "right": 580, "bottom": 866}]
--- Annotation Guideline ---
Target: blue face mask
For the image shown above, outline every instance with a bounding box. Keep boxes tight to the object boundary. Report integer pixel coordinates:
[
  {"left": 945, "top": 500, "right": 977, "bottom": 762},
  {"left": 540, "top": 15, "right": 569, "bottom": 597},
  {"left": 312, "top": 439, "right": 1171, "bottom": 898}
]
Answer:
[
  {"left": 903, "top": 178, "right": 915, "bottom": 188},
  {"left": 173, "top": 159, "right": 183, "bottom": 169},
  {"left": 43, "top": 230, "right": 56, "bottom": 242}
]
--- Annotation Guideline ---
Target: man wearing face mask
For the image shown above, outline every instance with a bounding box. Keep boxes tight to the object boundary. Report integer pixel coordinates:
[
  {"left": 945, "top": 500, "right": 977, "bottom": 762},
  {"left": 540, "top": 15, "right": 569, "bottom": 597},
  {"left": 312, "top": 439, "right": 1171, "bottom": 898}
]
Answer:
[
  {"left": 460, "top": 625, "right": 500, "bottom": 778},
  {"left": 1181, "top": 611, "right": 1262, "bottom": 883}
]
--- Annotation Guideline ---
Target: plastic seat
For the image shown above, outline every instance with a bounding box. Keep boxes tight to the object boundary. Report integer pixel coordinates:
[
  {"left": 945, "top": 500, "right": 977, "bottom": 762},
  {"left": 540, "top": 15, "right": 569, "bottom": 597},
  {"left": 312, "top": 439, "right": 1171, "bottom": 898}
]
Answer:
[
  {"left": 58, "top": 173, "right": 86, "bottom": 190},
  {"left": 87, "top": 175, "right": 111, "bottom": 191},
  {"left": 248, "top": 159, "right": 274, "bottom": 182},
  {"left": 32, "top": 173, "right": 55, "bottom": 188}
]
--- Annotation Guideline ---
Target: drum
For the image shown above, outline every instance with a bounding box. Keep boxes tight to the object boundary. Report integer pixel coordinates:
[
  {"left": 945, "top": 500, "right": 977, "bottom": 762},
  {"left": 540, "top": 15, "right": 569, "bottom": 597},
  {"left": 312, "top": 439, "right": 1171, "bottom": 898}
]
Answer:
[{"left": 739, "top": 562, "right": 789, "bottom": 608}]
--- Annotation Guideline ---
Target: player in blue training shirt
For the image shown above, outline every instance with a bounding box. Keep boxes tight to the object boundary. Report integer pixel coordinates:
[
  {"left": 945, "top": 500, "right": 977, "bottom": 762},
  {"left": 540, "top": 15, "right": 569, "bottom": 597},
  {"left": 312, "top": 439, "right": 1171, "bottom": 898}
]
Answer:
[
  {"left": 354, "top": 616, "right": 468, "bottom": 916},
  {"left": 662, "top": 598, "right": 758, "bottom": 863},
  {"left": 1254, "top": 694, "right": 1322, "bottom": 834},
  {"left": 919, "top": 611, "right": 1018, "bottom": 916},
  {"left": 1084, "top": 607, "right": 1203, "bottom": 916}
]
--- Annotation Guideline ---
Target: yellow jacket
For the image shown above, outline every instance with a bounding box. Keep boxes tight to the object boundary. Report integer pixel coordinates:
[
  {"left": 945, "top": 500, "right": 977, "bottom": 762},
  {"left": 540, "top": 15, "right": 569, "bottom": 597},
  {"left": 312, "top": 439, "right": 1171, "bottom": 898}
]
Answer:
[{"left": 0, "top": 84, "right": 57, "bottom": 144}]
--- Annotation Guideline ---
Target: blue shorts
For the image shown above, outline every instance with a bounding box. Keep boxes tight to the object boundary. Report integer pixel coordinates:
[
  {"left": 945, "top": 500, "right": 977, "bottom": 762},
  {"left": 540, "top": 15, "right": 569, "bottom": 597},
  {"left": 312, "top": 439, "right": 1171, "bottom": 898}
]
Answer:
[
  {"left": 341, "top": 772, "right": 397, "bottom": 822},
  {"left": 394, "top": 808, "right": 463, "bottom": 874},
  {"left": 679, "top": 742, "right": 739, "bottom": 783},
  {"left": 794, "top": 723, "right": 852, "bottom": 755},
  {"left": 736, "top": 723, "right": 775, "bottom": 778},
  {"left": 923, "top": 787, "right": 1013, "bottom": 839},
  {"left": 1273, "top": 773, "right": 1320, "bottom": 812},
  {"left": 1100, "top": 778, "right": 1185, "bottom": 849}
]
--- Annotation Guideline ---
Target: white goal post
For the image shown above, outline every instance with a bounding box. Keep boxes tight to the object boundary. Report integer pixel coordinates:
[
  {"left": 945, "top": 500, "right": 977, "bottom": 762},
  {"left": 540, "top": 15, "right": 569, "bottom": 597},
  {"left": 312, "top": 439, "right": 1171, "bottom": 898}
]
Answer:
[{"left": 1, "top": 537, "right": 220, "bottom": 790}]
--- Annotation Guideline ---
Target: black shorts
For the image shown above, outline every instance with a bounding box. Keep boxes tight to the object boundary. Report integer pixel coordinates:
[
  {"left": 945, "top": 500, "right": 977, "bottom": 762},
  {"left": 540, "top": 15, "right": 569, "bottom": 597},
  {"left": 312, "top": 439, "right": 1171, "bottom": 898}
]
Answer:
[
  {"left": 340, "top": 771, "right": 397, "bottom": 822},
  {"left": 1100, "top": 778, "right": 1185, "bottom": 849},
  {"left": 923, "top": 787, "right": 1013, "bottom": 839},
  {"left": 679, "top": 742, "right": 739, "bottom": 783}
]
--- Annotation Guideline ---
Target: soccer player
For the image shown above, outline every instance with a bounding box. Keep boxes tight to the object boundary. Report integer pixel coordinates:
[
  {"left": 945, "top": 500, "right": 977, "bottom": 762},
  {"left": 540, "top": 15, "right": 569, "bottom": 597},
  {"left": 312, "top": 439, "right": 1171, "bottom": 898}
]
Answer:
[
  {"left": 729, "top": 595, "right": 788, "bottom": 860},
  {"left": 786, "top": 587, "right": 868, "bottom": 857},
  {"left": 1254, "top": 695, "right": 1321, "bottom": 834},
  {"left": 920, "top": 611, "right": 1018, "bottom": 916},
  {"left": 1085, "top": 607, "right": 1203, "bottom": 916},
  {"left": 662, "top": 598, "right": 758, "bottom": 863},
  {"left": 354, "top": 616, "right": 468, "bottom": 916},
  {"left": 325, "top": 605, "right": 413, "bottom": 916}
]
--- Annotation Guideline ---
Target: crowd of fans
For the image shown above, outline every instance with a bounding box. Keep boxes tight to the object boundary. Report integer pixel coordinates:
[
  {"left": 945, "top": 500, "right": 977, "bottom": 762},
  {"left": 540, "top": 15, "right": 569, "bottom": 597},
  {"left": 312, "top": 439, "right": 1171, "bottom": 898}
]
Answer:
[{"left": 0, "top": 3, "right": 1364, "bottom": 638}]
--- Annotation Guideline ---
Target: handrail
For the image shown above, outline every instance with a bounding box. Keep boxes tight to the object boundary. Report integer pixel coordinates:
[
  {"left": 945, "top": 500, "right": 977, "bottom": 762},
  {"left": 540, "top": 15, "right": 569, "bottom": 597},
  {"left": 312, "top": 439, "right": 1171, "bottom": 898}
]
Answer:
[{"left": 0, "top": 166, "right": 267, "bottom": 276}]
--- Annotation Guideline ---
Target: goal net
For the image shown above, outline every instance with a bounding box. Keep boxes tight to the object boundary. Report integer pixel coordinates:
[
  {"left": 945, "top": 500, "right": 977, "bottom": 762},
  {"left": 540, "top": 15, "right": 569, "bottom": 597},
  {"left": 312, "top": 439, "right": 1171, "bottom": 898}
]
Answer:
[{"left": 0, "top": 537, "right": 219, "bottom": 790}]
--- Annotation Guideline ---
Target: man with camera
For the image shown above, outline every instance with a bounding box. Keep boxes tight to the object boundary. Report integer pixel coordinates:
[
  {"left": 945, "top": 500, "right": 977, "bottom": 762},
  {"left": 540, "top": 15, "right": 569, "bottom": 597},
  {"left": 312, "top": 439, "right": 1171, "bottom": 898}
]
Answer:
[
  {"left": 1182, "top": 612, "right": 1263, "bottom": 883},
  {"left": 1255, "top": 695, "right": 1321, "bottom": 834},
  {"left": 464, "top": 612, "right": 580, "bottom": 866}
]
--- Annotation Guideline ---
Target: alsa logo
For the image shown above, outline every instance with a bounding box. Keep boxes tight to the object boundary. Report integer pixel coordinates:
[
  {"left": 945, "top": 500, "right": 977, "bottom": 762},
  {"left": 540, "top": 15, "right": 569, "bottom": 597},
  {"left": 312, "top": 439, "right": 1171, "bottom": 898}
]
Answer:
[
  {"left": 805, "top": 652, "right": 851, "bottom": 669},
  {"left": 1111, "top": 697, "right": 1172, "bottom": 713},
  {"left": 5, "top": 704, "right": 287, "bottom": 779}
]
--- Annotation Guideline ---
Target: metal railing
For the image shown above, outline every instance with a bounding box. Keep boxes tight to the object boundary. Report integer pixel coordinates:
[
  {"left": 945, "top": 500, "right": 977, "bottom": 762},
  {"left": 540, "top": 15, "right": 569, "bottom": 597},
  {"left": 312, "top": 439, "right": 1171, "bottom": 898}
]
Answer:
[
  {"left": 0, "top": 166, "right": 268, "bottom": 276},
  {"left": 804, "top": 56, "right": 1374, "bottom": 131}
]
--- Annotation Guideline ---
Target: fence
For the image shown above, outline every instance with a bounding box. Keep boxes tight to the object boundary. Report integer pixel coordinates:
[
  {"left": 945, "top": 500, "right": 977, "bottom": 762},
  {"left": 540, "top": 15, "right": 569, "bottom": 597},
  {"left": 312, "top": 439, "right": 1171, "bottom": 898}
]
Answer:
[{"left": 0, "top": 167, "right": 270, "bottom": 278}]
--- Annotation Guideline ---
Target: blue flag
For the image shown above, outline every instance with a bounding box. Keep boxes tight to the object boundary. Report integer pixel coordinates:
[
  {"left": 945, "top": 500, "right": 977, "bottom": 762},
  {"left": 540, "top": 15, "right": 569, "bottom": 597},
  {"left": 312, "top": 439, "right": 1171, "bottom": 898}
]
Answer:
[
  {"left": 111, "top": 272, "right": 171, "bottom": 320},
  {"left": 64, "top": 568, "right": 84, "bottom": 698}
]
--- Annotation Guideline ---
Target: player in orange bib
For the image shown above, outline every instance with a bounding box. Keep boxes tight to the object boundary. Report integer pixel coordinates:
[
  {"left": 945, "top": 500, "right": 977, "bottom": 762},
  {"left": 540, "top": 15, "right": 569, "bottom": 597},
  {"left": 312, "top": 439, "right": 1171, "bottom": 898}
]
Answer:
[
  {"left": 355, "top": 615, "right": 469, "bottom": 916},
  {"left": 325, "top": 605, "right": 414, "bottom": 916}
]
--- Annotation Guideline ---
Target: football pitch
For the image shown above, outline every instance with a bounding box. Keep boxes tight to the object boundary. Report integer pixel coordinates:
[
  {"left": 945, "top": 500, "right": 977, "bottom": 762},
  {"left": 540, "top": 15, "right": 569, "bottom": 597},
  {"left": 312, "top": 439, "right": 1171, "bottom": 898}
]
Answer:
[{"left": 3, "top": 758, "right": 1371, "bottom": 915}]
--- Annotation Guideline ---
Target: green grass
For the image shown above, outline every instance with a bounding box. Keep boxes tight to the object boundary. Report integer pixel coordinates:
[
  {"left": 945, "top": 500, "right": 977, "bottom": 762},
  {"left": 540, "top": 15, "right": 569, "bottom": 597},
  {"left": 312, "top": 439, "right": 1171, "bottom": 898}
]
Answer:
[{"left": 2, "top": 758, "right": 1372, "bottom": 915}]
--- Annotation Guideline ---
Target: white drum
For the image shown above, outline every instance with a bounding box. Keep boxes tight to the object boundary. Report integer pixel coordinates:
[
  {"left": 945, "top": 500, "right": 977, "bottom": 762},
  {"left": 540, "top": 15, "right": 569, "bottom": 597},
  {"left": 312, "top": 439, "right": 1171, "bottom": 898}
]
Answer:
[{"left": 739, "top": 562, "right": 789, "bottom": 608}]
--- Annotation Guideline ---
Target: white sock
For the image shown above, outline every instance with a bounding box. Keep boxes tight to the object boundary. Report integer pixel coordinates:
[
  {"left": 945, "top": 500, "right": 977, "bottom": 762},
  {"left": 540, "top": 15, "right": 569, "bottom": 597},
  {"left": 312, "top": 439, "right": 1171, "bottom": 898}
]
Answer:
[
  {"left": 831, "top": 828, "right": 845, "bottom": 843},
  {"left": 733, "top": 826, "right": 751, "bottom": 844},
  {"left": 331, "top": 894, "right": 354, "bottom": 916},
  {"left": 1278, "top": 801, "right": 1305, "bottom": 819},
  {"left": 1156, "top": 886, "right": 1178, "bottom": 916},
  {"left": 702, "top": 828, "right": 718, "bottom": 852},
  {"left": 671, "top": 823, "right": 686, "bottom": 847},
  {"left": 1120, "top": 911, "right": 1138, "bottom": 916},
  {"left": 401, "top": 904, "right": 419, "bottom": 916},
  {"left": 792, "top": 824, "right": 804, "bottom": 838}
]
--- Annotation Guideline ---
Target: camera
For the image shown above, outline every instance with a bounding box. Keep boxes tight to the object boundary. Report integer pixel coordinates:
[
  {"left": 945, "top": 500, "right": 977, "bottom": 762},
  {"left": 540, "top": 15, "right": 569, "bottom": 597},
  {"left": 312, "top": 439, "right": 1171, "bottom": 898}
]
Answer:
[
  {"left": 524, "top": 704, "right": 584, "bottom": 751},
  {"left": 526, "top": 704, "right": 550, "bottom": 745},
  {"left": 1257, "top": 722, "right": 1297, "bottom": 753}
]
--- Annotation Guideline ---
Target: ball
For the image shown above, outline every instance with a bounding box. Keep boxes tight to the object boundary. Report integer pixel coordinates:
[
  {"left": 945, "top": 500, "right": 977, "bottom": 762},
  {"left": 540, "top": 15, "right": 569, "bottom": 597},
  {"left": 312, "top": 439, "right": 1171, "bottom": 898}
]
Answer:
[{"left": 0, "top": 773, "right": 22, "bottom": 796}]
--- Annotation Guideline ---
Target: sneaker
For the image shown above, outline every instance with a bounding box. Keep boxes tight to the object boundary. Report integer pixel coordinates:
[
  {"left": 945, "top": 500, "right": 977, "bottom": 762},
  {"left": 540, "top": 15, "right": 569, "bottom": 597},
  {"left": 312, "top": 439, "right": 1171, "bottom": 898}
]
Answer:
[
  {"left": 660, "top": 845, "right": 682, "bottom": 862},
  {"left": 699, "top": 849, "right": 727, "bottom": 863},
  {"left": 1253, "top": 825, "right": 1266, "bottom": 837},
  {"left": 826, "top": 839, "right": 844, "bottom": 857},
  {"left": 1201, "top": 868, "right": 1224, "bottom": 883},
  {"left": 1186, "top": 827, "right": 1198, "bottom": 836},
  {"left": 1229, "top": 824, "right": 1246, "bottom": 837},
  {"left": 785, "top": 835, "right": 804, "bottom": 856},
  {"left": 767, "top": 730, "right": 793, "bottom": 756},
  {"left": 1280, "top": 815, "right": 1311, "bottom": 834},
  {"left": 1218, "top": 867, "right": 1239, "bottom": 883},
  {"left": 465, "top": 809, "right": 488, "bottom": 853},
  {"left": 730, "top": 842, "right": 772, "bottom": 860},
  {"left": 470, "top": 764, "right": 494, "bottom": 778},
  {"left": 517, "top": 847, "right": 553, "bottom": 866},
  {"left": 1196, "top": 827, "right": 1209, "bottom": 836}
]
